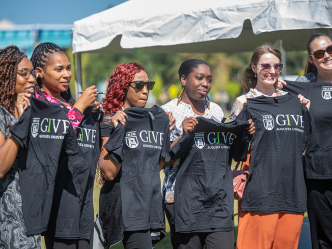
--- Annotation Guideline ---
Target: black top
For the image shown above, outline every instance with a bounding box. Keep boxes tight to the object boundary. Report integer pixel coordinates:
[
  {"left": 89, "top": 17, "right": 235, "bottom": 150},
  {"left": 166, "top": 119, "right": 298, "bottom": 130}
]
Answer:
[
  {"left": 170, "top": 117, "right": 251, "bottom": 233},
  {"left": 284, "top": 80, "right": 332, "bottom": 179},
  {"left": 45, "top": 108, "right": 101, "bottom": 239},
  {"left": 104, "top": 105, "right": 170, "bottom": 235},
  {"left": 9, "top": 97, "right": 80, "bottom": 235},
  {"left": 238, "top": 93, "right": 311, "bottom": 214}
]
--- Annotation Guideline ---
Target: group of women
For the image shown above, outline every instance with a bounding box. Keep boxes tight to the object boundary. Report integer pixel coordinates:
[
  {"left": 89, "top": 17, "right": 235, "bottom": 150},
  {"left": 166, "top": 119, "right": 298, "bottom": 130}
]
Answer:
[{"left": 0, "top": 32, "right": 331, "bottom": 249}]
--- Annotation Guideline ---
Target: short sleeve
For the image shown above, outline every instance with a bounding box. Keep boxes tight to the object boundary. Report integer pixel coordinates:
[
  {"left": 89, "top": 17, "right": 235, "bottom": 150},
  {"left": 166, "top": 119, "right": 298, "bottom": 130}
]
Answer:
[
  {"left": 235, "top": 105, "right": 251, "bottom": 122},
  {"left": 9, "top": 106, "right": 31, "bottom": 148},
  {"left": 0, "top": 108, "right": 8, "bottom": 138},
  {"left": 100, "top": 114, "right": 114, "bottom": 137},
  {"left": 160, "top": 122, "right": 170, "bottom": 163},
  {"left": 231, "top": 124, "right": 251, "bottom": 162},
  {"left": 64, "top": 125, "right": 80, "bottom": 155},
  {"left": 301, "top": 104, "right": 312, "bottom": 144},
  {"left": 103, "top": 124, "right": 125, "bottom": 164},
  {"left": 283, "top": 81, "right": 310, "bottom": 97},
  {"left": 170, "top": 132, "right": 193, "bottom": 160}
]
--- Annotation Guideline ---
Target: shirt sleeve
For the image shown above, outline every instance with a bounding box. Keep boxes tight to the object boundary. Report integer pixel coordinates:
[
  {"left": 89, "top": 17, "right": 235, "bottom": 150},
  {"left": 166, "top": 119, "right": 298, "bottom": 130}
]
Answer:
[
  {"left": 228, "top": 100, "right": 237, "bottom": 120},
  {"left": 283, "top": 81, "right": 310, "bottom": 97},
  {"left": 235, "top": 104, "right": 251, "bottom": 122},
  {"left": 100, "top": 114, "right": 114, "bottom": 138},
  {"left": 103, "top": 124, "right": 125, "bottom": 164},
  {"left": 66, "top": 107, "right": 84, "bottom": 131},
  {"left": 0, "top": 108, "right": 8, "bottom": 139},
  {"left": 9, "top": 106, "right": 31, "bottom": 148},
  {"left": 160, "top": 121, "right": 171, "bottom": 163},
  {"left": 301, "top": 104, "right": 312, "bottom": 144},
  {"left": 170, "top": 132, "right": 193, "bottom": 160}
]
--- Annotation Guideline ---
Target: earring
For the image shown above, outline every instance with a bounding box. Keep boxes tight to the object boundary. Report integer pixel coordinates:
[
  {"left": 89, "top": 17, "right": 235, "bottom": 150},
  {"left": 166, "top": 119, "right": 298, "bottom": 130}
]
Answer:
[
  {"left": 177, "top": 88, "right": 184, "bottom": 106},
  {"left": 254, "top": 73, "right": 257, "bottom": 78},
  {"left": 205, "top": 95, "right": 211, "bottom": 110}
]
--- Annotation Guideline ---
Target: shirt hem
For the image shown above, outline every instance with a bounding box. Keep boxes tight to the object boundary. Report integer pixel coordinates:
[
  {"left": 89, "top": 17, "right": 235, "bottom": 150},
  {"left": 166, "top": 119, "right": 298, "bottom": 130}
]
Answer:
[
  {"left": 26, "top": 226, "right": 47, "bottom": 236},
  {"left": 305, "top": 175, "right": 332, "bottom": 179},
  {"left": 123, "top": 224, "right": 164, "bottom": 232},
  {"left": 241, "top": 207, "right": 306, "bottom": 214},
  {"left": 175, "top": 227, "right": 234, "bottom": 233}
]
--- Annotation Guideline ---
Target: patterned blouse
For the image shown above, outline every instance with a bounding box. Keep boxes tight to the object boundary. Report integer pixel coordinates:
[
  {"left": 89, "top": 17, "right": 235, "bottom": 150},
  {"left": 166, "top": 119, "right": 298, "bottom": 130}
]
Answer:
[
  {"left": 0, "top": 106, "right": 40, "bottom": 249},
  {"left": 161, "top": 98, "right": 224, "bottom": 203},
  {"left": 35, "top": 91, "right": 83, "bottom": 131},
  {"left": 296, "top": 72, "right": 316, "bottom": 83},
  {"left": 228, "top": 88, "right": 288, "bottom": 120}
]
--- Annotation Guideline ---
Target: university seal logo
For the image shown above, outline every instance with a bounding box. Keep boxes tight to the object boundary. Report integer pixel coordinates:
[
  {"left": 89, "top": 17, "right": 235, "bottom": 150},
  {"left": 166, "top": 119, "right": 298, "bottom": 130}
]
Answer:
[
  {"left": 125, "top": 131, "right": 139, "bottom": 148},
  {"left": 194, "top": 132, "right": 205, "bottom": 149},
  {"left": 31, "top": 118, "right": 40, "bottom": 138},
  {"left": 322, "top": 86, "right": 332, "bottom": 100},
  {"left": 262, "top": 115, "right": 274, "bottom": 130}
]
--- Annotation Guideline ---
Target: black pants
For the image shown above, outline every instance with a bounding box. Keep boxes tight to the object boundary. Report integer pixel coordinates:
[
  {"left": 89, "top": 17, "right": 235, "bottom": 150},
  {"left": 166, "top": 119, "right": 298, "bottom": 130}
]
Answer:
[
  {"left": 306, "top": 179, "right": 332, "bottom": 249},
  {"left": 164, "top": 203, "right": 234, "bottom": 249},
  {"left": 44, "top": 237, "right": 92, "bottom": 249},
  {"left": 122, "top": 230, "right": 153, "bottom": 249}
]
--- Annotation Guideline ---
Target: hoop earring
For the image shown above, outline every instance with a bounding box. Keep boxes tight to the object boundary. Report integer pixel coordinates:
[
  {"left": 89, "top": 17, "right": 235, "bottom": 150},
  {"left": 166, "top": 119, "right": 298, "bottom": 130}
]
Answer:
[
  {"left": 177, "top": 88, "right": 184, "bottom": 106},
  {"left": 205, "top": 95, "right": 211, "bottom": 110}
]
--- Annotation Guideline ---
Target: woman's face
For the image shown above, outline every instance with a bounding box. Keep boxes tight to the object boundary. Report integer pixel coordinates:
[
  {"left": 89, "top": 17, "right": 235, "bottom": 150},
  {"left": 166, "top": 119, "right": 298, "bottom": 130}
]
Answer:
[
  {"left": 252, "top": 53, "right": 280, "bottom": 88},
  {"left": 125, "top": 70, "right": 150, "bottom": 108},
  {"left": 16, "top": 57, "right": 36, "bottom": 95},
  {"left": 37, "top": 52, "right": 72, "bottom": 93},
  {"left": 308, "top": 36, "right": 332, "bottom": 73},
  {"left": 182, "top": 64, "right": 212, "bottom": 101}
]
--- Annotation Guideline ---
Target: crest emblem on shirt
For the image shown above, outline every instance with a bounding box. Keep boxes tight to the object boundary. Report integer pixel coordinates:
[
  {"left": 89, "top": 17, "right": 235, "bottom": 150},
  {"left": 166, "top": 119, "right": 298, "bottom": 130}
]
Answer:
[
  {"left": 194, "top": 132, "right": 205, "bottom": 149},
  {"left": 262, "top": 115, "right": 274, "bottom": 130},
  {"left": 322, "top": 86, "right": 332, "bottom": 100},
  {"left": 125, "top": 131, "right": 139, "bottom": 148},
  {"left": 31, "top": 118, "right": 40, "bottom": 138}
]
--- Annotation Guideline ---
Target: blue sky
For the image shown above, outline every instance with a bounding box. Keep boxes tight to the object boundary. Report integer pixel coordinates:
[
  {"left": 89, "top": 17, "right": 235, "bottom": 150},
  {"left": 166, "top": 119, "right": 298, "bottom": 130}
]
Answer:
[{"left": 0, "top": 0, "right": 127, "bottom": 25}]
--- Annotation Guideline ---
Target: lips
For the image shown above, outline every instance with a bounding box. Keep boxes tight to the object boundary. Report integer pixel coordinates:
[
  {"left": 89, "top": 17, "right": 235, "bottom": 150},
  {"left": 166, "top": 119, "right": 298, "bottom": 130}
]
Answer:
[
  {"left": 25, "top": 86, "right": 35, "bottom": 94},
  {"left": 198, "top": 89, "right": 208, "bottom": 95},
  {"left": 60, "top": 82, "right": 69, "bottom": 86}
]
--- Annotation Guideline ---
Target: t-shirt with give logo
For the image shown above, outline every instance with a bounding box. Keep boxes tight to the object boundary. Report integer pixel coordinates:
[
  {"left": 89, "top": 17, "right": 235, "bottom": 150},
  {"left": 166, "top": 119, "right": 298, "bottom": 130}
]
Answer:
[
  {"left": 104, "top": 105, "right": 170, "bottom": 242},
  {"left": 170, "top": 117, "right": 251, "bottom": 233},
  {"left": 45, "top": 107, "right": 101, "bottom": 239},
  {"left": 9, "top": 97, "right": 81, "bottom": 235},
  {"left": 284, "top": 81, "right": 332, "bottom": 179},
  {"left": 238, "top": 93, "right": 311, "bottom": 214}
]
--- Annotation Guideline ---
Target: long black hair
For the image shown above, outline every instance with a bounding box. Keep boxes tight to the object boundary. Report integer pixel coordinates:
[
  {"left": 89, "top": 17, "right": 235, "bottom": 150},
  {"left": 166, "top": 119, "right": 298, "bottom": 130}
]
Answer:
[{"left": 31, "top": 42, "right": 76, "bottom": 106}]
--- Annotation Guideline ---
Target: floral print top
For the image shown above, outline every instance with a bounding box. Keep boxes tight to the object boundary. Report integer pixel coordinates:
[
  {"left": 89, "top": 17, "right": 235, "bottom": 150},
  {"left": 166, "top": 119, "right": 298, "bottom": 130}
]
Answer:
[{"left": 34, "top": 91, "right": 83, "bottom": 131}]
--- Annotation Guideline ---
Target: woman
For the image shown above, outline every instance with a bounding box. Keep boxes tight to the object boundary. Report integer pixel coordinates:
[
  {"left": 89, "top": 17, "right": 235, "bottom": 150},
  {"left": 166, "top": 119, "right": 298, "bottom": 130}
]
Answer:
[
  {"left": 97, "top": 62, "right": 173, "bottom": 249},
  {"left": 161, "top": 59, "right": 255, "bottom": 249},
  {"left": 295, "top": 33, "right": 332, "bottom": 249},
  {"left": 30, "top": 42, "right": 99, "bottom": 249},
  {"left": 0, "top": 46, "right": 40, "bottom": 248},
  {"left": 230, "top": 43, "right": 310, "bottom": 249}
]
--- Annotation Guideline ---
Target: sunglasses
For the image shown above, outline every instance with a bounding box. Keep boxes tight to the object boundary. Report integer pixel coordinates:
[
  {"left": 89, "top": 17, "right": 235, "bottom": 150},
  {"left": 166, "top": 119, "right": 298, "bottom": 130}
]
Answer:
[
  {"left": 257, "top": 63, "right": 284, "bottom": 73},
  {"left": 130, "top": 81, "right": 155, "bottom": 91},
  {"left": 17, "top": 69, "right": 38, "bottom": 79},
  {"left": 310, "top": 45, "right": 332, "bottom": 59}
]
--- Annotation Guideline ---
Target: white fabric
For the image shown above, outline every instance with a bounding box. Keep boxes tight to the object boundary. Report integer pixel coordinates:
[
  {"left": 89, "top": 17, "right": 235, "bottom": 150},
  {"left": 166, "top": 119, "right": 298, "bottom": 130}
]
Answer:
[{"left": 72, "top": 0, "right": 332, "bottom": 53}]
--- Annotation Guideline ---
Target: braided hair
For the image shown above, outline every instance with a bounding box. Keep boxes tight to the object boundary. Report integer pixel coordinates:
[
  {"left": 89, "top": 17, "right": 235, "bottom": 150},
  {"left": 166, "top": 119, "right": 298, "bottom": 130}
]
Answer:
[
  {"left": 31, "top": 42, "right": 76, "bottom": 106},
  {"left": 0, "top": 45, "right": 26, "bottom": 115}
]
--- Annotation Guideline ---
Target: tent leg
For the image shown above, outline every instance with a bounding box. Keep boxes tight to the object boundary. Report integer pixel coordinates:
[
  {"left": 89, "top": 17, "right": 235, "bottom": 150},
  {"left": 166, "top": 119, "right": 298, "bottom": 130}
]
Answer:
[
  {"left": 74, "top": 53, "right": 83, "bottom": 98},
  {"left": 329, "top": 29, "right": 332, "bottom": 40},
  {"left": 280, "top": 40, "right": 287, "bottom": 78}
]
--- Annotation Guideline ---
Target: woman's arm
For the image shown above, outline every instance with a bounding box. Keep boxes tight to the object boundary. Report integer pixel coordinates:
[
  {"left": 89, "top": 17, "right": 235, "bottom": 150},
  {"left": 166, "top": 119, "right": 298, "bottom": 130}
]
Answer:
[
  {"left": 98, "top": 136, "right": 121, "bottom": 181},
  {"left": 0, "top": 133, "right": 20, "bottom": 179}
]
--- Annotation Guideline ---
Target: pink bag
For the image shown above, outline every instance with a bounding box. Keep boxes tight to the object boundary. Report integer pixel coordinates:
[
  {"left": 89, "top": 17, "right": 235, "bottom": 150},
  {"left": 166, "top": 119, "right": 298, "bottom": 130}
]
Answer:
[{"left": 232, "top": 162, "right": 249, "bottom": 200}]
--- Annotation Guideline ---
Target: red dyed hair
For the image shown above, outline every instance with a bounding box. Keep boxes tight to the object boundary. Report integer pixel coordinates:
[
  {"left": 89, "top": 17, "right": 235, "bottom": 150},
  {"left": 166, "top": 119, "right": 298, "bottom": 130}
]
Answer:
[{"left": 102, "top": 62, "right": 145, "bottom": 114}]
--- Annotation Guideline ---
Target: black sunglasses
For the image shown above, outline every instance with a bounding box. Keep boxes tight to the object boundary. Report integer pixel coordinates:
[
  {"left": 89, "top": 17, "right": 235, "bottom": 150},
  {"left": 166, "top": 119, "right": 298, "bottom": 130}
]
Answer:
[
  {"left": 310, "top": 45, "right": 332, "bottom": 59},
  {"left": 130, "top": 81, "right": 155, "bottom": 91},
  {"left": 256, "top": 63, "right": 284, "bottom": 73}
]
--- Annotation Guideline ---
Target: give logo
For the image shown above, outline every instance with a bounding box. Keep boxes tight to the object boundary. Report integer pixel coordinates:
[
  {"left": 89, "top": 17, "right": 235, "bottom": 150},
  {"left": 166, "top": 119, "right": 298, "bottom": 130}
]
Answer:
[
  {"left": 125, "top": 130, "right": 164, "bottom": 149},
  {"left": 262, "top": 114, "right": 304, "bottom": 130}
]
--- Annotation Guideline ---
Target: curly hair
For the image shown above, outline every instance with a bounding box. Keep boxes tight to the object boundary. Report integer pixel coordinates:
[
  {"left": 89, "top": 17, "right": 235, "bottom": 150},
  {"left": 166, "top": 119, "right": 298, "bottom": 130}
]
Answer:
[
  {"left": 102, "top": 62, "right": 145, "bottom": 114},
  {"left": 31, "top": 42, "right": 76, "bottom": 106},
  {"left": 0, "top": 46, "right": 26, "bottom": 115},
  {"left": 96, "top": 62, "right": 145, "bottom": 185}
]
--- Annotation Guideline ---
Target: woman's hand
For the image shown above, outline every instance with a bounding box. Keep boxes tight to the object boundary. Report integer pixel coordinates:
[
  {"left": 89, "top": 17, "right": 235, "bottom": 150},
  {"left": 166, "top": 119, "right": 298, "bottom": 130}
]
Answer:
[
  {"left": 15, "top": 93, "right": 31, "bottom": 119},
  {"left": 182, "top": 117, "right": 198, "bottom": 135},
  {"left": 74, "top": 85, "right": 98, "bottom": 113},
  {"left": 277, "top": 79, "right": 287, "bottom": 90},
  {"left": 166, "top": 112, "right": 175, "bottom": 132},
  {"left": 234, "top": 96, "right": 247, "bottom": 117},
  {"left": 91, "top": 101, "right": 100, "bottom": 113},
  {"left": 247, "top": 119, "right": 255, "bottom": 135},
  {"left": 111, "top": 110, "right": 128, "bottom": 127},
  {"left": 298, "top": 94, "right": 311, "bottom": 110}
]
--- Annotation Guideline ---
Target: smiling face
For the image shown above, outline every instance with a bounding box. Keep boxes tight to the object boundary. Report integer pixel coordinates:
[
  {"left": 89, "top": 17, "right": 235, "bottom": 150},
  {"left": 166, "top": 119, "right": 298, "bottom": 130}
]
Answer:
[
  {"left": 182, "top": 64, "right": 212, "bottom": 101},
  {"left": 308, "top": 36, "right": 332, "bottom": 72},
  {"left": 16, "top": 57, "right": 36, "bottom": 95},
  {"left": 37, "top": 52, "right": 72, "bottom": 93},
  {"left": 251, "top": 53, "right": 280, "bottom": 88},
  {"left": 124, "top": 70, "right": 149, "bottom": 108}
]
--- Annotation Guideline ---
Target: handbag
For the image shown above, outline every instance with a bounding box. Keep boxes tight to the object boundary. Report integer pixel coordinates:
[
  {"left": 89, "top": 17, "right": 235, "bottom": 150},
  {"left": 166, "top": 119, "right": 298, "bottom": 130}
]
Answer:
[{"left": 232, "top": 161, "right": 249, "bottom": 200}]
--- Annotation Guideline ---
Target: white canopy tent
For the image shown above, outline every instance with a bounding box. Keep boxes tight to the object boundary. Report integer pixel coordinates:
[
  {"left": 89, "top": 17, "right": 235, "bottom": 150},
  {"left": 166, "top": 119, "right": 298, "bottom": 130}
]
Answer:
[{"left": 72, "top": 0, "right": 332, "bottom": 96}]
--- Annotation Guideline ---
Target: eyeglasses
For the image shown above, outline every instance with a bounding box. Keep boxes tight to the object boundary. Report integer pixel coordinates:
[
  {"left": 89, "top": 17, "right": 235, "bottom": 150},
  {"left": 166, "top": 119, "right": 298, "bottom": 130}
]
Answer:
[
  {"left": 130, "top": 81, "right": 155, "bottom": 91},
  {"left": 256, "top": 63, "right": 284, "bottom": 73},
  {"left": 309, "top": 45, "right": 332, "bottom": 59},
  {"left": 17, "top": 69, "right": 38, "bottom": 79}
]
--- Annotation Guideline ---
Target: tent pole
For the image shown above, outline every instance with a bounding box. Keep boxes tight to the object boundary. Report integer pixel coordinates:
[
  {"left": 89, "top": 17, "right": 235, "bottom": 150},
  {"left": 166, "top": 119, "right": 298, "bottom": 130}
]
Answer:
[
  {"left": 74, "top": 53, "right": 83, "bottom": 99},
  {"left": 280, "top": 40, "right": 287, "bottom": 77},
  {"left": 329, "top": 29, "right": 332, "bottom": 40}
]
